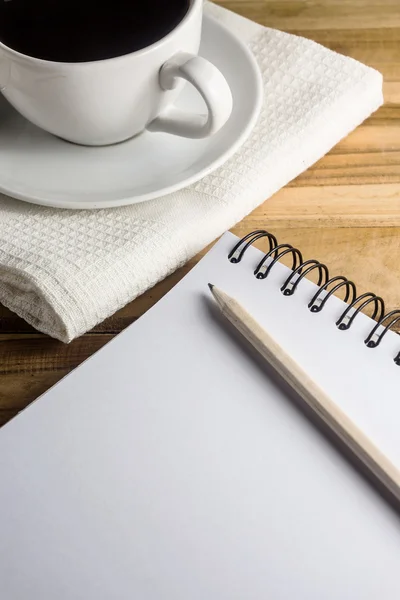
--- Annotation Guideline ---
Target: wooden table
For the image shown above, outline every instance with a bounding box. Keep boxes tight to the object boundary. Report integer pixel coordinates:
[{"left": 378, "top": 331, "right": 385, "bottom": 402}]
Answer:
[{"left": 1, "top": 0, "right": 400, "bottom": 427}]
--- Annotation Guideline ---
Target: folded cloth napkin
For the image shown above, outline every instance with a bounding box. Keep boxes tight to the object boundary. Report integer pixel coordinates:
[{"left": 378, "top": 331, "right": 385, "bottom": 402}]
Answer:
[{"left": 0, "top": 2, "right": 383, "bottom": 342}]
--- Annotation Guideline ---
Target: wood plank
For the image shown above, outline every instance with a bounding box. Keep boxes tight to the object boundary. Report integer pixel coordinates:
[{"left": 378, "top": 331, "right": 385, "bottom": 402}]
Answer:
[
  {"left": 219, "top": 1, "right": 400, "bottom": 31},
  {"left": 0, "top": 334, "right": 113, "bottom": 375},
  {"left": 0, "top": 336, "right": 115, "bottom": 421},
  {"left": 0, "top": 410, "right": 19, "bottom": 428},
  {"left": 250, "top": 185, "right": 400, "bottom": 227},
  {"left": 0, "top": 371, "right": 71, "bottom": 411}
]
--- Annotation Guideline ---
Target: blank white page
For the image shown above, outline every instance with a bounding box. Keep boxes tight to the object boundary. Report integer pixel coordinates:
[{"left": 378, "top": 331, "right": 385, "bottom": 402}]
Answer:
[{"left": 1, "top": 232, "right": 400, "bottom": 600}]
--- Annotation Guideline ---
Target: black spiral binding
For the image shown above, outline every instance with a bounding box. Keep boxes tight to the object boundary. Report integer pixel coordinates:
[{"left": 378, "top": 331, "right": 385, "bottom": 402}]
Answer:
[{"left": 228, "top": 231, "right": 398, "bottom": 364}]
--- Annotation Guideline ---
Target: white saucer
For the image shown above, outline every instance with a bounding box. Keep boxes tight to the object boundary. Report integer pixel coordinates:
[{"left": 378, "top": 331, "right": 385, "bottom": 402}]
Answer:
[{"left": 0, "top": 15, "right": 263, "bottom": 209}]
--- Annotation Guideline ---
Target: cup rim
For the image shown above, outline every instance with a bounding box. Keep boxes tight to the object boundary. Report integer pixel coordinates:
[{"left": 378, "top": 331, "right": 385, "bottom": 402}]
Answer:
[{"left": 0, "top": 0, "right": 200, "bottom": 68}]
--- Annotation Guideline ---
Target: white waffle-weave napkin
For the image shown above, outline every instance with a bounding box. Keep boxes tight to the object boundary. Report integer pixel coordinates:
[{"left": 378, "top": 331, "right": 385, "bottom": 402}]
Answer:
[{"left": 0, "top": 2, "right": 383, "bottom": 342}]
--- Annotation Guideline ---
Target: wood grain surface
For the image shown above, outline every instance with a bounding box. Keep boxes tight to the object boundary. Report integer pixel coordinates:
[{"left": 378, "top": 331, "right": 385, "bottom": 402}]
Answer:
[{"left": 1, "top": 0, "right": 400, "bottom": 427}]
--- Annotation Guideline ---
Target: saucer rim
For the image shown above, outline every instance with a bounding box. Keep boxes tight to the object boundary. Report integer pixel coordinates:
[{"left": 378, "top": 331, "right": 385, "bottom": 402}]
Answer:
[{"left": 0, "top": 14, "right": 264, "bottom": 210}]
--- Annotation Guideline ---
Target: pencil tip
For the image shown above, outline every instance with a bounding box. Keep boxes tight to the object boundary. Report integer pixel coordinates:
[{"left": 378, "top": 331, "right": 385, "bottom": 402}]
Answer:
[{"left": 208, "top": 283, "right": 214, "bottom": 292}]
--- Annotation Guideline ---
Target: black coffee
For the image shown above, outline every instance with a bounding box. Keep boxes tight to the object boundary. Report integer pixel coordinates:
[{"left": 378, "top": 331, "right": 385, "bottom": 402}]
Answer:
[{"left": 0, "top": 0, "right": 191, "bottom": 62}]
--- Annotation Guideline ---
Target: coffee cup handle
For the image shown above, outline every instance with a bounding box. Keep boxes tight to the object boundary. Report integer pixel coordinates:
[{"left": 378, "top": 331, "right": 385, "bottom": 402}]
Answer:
[{"left": 147, "top": 52, "right": 233, "bottom": 139}]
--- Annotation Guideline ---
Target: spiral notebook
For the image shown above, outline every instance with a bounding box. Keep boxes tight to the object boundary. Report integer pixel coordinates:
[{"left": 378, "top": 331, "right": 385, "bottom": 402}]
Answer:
[{"left": 2, "top": 231, "right": 400, "bottom": 599}]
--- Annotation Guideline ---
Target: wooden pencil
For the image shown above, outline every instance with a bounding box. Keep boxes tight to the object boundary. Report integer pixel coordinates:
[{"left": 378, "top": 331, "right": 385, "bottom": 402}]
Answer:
[{"left": 208, "top": 283, "right": 400, "bottom": 503}]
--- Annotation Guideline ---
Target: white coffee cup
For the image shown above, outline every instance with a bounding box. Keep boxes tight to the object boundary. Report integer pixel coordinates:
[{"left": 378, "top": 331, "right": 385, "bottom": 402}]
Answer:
[{"left": 0, "top": 0, "right": 233, "bottom": 146}]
